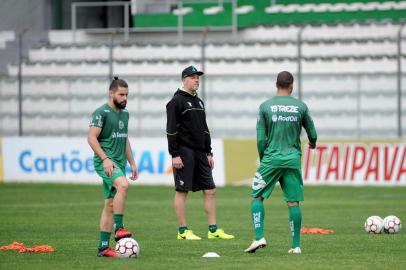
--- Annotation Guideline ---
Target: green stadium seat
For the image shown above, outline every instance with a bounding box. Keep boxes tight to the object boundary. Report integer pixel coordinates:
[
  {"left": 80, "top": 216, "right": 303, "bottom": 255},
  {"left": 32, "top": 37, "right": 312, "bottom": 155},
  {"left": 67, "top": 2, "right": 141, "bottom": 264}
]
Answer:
[
  {"left": 235, "top": 5, "right": 254, "bottom": 14},
  {"left": 173, "top": 7, "right": 193, "bottom": 16},
  {"left": 203, "top": 5, "right": 224, "bottom": 15}
]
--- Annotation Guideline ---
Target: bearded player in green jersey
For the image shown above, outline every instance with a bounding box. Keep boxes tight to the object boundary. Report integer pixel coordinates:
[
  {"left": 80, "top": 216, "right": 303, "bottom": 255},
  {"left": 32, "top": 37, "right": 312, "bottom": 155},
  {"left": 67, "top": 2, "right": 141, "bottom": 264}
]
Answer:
[
  {"left": 88, "top": 77, "right": 138, "bottom": 257},
  {"left": 244, "top": 71, "right": 317, "bottom": 255}
]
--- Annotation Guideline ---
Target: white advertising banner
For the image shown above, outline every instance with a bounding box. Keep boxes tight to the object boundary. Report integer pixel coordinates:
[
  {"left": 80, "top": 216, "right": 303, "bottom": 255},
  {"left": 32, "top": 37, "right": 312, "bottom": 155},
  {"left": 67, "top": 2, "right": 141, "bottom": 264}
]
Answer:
[
  {"left": 2, "top": 137, "right": 225, "bottom": 186},
  {"left": 302, "top": 142, "right": 406, "bottom": 186}
]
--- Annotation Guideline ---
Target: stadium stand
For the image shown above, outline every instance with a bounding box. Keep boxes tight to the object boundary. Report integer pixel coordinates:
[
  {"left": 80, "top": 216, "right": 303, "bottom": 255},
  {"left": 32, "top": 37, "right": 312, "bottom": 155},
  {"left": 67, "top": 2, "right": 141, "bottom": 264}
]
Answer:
[
  {"left": 0, "top": 1, "right": 405, "bottom": 138},
  {"left": 133, "top": 0, "right": 406, "bottom": 28}
]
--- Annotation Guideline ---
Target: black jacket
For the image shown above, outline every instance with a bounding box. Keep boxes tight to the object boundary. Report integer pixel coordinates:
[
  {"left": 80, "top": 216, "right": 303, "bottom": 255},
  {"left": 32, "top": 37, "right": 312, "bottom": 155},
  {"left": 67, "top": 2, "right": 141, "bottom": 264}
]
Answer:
[{"left": 166, "top": 89, "right": 212, "bottom": 157}]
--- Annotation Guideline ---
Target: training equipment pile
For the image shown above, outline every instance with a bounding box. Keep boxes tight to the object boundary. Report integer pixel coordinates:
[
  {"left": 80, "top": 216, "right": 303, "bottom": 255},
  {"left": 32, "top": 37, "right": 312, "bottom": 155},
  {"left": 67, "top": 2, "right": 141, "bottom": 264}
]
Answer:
[{"left": 0, "top": 242, "right": 55, "bottom": 253}]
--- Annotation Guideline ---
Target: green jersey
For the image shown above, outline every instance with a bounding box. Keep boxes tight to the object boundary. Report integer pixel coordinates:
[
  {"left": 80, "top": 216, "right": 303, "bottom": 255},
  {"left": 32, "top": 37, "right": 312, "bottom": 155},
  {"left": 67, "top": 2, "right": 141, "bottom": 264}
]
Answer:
[
  {"left": 89, "top": 103, "right": 129, "bottom": 170},
  {"left": 256, "top": 95, "right": 317, "bottom": 168}
]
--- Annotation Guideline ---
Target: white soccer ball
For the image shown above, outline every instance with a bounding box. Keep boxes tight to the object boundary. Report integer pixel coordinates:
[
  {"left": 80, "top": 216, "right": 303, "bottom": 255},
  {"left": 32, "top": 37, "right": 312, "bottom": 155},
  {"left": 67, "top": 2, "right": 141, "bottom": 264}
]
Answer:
[
  {"left": 115, "top": 237, "right": 139, "bottom": 258},
  {"left": 364, "top": 216, "right": 384, "bottom": 234},
  {"left": 383, "top": 215, "right": 402, "bottom": 234}
]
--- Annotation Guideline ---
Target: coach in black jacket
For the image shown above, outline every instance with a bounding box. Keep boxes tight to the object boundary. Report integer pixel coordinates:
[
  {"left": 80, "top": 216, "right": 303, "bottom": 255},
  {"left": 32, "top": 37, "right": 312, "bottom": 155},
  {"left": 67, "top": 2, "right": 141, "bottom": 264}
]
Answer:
[{"left": 166, "top": 65, "right": 234, "bottom": 240}]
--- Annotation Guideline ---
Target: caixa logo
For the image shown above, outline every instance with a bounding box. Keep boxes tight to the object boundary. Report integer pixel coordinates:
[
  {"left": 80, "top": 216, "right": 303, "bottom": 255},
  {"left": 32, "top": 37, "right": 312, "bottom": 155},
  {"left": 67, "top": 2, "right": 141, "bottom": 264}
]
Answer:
[
  {"left": 18, "top": 149, "right": 172, "bottom": 175},
  {"left": 126, "top": 150, "right": 171, "bottom": 174}
]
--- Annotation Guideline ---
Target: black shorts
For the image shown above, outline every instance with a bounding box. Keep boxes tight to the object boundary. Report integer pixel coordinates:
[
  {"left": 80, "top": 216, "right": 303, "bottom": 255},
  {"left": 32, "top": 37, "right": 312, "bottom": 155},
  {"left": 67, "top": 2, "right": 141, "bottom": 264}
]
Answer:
[{"left": 173, "top": 146, "right": 216, "bottom": 192}]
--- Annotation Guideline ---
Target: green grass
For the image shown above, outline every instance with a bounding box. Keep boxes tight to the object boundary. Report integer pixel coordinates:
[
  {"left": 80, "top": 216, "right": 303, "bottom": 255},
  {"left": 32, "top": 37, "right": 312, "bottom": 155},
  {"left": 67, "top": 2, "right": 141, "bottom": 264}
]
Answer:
[{"left": 0, "top": 184, "right": 405, "bottom": 270}]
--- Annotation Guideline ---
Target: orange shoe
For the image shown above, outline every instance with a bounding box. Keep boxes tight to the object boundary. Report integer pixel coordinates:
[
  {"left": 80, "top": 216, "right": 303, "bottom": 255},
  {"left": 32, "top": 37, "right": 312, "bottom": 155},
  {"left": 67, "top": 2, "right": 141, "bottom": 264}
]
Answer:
[
  {"left": 115, "top": 228, "right": 132, "bottom": 241},
  {"left": 97, "top": 247, "right": 117, "bottom": 257}
]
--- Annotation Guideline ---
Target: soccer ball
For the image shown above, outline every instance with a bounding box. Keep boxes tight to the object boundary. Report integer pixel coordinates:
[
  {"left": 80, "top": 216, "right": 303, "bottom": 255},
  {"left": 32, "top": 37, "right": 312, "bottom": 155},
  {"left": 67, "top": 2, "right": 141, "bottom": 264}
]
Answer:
[
  {"left": 364, "top": 216, "right": 384, "bottom": 234},
  {"left": 383, "top": 215, "right": 402, "bottom": 234},
  {"left": 115, "top": 237, "right": 139, "bottom": 258}
]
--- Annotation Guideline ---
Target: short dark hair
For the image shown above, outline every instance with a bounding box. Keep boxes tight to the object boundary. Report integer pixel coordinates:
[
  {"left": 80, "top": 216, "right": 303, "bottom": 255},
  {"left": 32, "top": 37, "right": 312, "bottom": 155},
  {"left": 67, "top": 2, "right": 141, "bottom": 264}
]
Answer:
[
  {"left": 276, "top": 71, "right": 294, "bottom": 89},
  {"left": 109, "top": 76, "right": 128, "bottom": 91}
]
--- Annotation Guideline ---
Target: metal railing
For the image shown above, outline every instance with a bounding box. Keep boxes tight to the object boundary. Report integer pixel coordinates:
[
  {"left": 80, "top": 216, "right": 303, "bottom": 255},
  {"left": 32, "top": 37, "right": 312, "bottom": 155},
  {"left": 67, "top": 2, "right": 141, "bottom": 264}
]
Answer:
[
  {"left": 6, "top": 24, "right": 405, "bottom": 138},
  {"left": 397, "top": 24, "right": 405, "bottom": 137}
]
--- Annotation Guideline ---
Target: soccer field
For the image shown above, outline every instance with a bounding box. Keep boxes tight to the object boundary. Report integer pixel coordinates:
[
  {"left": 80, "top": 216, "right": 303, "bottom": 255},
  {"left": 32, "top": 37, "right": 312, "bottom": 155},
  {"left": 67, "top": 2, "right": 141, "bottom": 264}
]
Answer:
[{"left": 0, "top": 184, "right": 405, "bottom": 270}]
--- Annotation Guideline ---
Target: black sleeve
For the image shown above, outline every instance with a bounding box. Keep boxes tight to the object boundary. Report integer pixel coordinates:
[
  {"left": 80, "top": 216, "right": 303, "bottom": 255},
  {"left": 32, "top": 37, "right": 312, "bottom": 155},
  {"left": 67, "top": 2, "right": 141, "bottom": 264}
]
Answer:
[
  {"left": 203, "top": 109, "right": 212, "bottom": 156},
  {"left": 204, "top": 130, "right": 212, "bottom": 156},
  {"left": 166, "top": 98, "right": 180, "bottom": 157}
]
